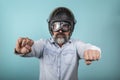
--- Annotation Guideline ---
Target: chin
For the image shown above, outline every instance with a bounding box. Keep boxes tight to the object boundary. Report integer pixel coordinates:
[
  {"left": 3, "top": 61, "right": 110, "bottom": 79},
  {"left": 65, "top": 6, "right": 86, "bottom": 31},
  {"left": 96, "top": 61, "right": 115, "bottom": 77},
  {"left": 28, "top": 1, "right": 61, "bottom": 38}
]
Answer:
[{"left": 56, "top": 37, "right": 65, "bottom": 45}]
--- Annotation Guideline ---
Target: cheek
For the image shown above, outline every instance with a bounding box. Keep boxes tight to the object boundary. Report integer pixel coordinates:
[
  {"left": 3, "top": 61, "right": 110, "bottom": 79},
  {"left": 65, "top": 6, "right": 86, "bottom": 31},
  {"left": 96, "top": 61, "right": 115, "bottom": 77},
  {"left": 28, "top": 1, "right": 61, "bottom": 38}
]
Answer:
[
  {"left": 52, "top": 32, "right": 57, "bottom": 37},
  {"left": 52, "top": 32, "right": 56, "bottom": 35},
  {"left": 65, "top": 32, "right": 70, "bottom": 36}
]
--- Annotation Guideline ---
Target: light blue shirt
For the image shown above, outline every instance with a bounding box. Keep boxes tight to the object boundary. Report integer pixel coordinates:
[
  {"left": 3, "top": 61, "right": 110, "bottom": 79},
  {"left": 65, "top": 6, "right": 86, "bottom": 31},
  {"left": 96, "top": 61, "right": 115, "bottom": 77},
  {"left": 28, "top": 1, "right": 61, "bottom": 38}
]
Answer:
[{"left": 23, "top": 38, "right": 101, "bottom": 80}]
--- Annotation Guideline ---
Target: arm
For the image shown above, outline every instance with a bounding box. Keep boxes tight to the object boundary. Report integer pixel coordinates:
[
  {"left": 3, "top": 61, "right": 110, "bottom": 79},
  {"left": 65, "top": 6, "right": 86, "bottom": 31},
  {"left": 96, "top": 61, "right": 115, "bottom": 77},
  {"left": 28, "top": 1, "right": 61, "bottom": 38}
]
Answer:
[{"left": 76, "top": 41, "right": 101, "bottom": 65}]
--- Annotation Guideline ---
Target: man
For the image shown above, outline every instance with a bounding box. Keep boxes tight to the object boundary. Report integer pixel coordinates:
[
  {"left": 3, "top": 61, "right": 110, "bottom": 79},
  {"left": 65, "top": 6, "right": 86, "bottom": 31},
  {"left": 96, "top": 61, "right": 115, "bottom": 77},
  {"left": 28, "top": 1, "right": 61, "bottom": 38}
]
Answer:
[{"left": 15, "top": 7, "right": 101, "bottom": 80}]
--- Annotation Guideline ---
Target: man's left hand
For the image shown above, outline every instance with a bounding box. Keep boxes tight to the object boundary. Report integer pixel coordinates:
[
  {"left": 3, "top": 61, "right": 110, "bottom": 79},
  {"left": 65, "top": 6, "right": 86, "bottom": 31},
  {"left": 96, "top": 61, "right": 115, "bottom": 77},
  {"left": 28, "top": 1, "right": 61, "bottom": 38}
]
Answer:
[{"left": 84, "top": 49, "right": 100, "bottom": 65}]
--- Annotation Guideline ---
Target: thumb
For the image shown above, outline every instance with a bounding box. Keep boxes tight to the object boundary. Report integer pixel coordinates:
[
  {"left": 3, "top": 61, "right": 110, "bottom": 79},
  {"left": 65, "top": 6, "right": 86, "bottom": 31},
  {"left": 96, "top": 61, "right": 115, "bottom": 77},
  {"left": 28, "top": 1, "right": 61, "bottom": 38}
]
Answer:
[{"left": 85, "top": 60, "right": 92, "bottom": 65}]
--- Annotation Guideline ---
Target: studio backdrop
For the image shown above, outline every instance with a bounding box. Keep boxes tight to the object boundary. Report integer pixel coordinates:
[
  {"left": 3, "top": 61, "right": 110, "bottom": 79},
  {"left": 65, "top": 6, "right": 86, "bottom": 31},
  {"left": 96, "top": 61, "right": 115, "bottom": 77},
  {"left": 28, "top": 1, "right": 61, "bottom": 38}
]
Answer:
[{"left": 0, "top": 0, "right": 120, "bottom": 80}]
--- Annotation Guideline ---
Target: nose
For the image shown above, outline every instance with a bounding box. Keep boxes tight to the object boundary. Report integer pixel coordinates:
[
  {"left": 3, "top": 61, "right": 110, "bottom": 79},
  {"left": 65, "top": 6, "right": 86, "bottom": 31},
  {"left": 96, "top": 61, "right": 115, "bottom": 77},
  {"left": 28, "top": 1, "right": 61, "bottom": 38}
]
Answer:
[{"left": 58, "top": 30, "right": 63, "bottom": 33}]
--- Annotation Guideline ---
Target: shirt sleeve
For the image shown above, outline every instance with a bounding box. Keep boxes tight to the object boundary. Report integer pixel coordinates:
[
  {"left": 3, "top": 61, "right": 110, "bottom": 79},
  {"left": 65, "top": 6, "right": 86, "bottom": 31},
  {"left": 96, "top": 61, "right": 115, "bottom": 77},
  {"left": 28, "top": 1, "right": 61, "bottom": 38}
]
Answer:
[
  {"left": 22, "top": 39, "right": 45, "bottom": 58},
  {"left": 75, "top": 40, "right": 101, "bottom": 59}
]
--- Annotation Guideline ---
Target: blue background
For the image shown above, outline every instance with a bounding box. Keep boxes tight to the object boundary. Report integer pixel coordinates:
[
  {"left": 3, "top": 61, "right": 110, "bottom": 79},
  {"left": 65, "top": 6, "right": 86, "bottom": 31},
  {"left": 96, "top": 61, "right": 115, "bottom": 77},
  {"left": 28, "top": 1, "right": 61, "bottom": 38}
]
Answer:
[{"left": 0, "top": 0, "right": 120, "bottom": 80}]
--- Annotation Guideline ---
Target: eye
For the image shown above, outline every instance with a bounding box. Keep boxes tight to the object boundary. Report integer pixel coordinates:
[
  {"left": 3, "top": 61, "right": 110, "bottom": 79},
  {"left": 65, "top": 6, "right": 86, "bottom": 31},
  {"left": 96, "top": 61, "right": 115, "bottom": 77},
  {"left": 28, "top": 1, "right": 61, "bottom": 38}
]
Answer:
[
  {"left": 63, "top": 24, "right": 69, "bottom": 27},
  {"left": 63, "top": 24, "right": 70, "bottom": 28},
  {"left": 62, "top": 24, "right": 70, "bottom": 30}
]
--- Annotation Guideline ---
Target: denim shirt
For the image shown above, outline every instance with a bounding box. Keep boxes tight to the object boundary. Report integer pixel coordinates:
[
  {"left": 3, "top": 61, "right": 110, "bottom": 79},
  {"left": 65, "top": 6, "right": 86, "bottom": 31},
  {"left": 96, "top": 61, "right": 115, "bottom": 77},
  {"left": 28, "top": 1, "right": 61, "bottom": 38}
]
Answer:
[{"left": 23, "top": 38, "right": 101, "bottom": 80}]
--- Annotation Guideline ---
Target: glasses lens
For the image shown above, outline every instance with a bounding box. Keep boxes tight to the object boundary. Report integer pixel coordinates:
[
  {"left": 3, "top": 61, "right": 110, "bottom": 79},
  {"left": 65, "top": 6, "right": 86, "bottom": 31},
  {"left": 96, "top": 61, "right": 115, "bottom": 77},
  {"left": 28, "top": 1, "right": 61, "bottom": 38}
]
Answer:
[
  {"left": 52, "top": 22, "right": 71, "bottom": 32},
  {"left": 52, "top": 22, "right": 60, "bottom": 32},
  {"left": 61, "top": 23, "right": 70, "bottom": 32}
]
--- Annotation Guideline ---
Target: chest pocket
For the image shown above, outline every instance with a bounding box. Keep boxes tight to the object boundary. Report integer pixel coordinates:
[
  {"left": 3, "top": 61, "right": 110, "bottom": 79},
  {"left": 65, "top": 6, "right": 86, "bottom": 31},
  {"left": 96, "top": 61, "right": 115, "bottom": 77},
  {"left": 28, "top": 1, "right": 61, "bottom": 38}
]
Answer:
[
  {"left": 62, "top": 50, "right": 76, "bottom": 65},
  {"left": 43, "top": 48, "right": 56, "bottom": 65}
]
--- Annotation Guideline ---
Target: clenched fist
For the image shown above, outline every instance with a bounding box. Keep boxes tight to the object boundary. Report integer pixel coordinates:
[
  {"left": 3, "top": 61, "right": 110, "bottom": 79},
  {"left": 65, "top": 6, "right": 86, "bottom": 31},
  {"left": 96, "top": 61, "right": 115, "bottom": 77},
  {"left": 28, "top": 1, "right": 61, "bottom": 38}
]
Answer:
[
  {"left": 84, "top": 49, "right": 100, "bottom": 65},
  {"left": 15, "top": 37, "right": 34, "bottom": 55}
]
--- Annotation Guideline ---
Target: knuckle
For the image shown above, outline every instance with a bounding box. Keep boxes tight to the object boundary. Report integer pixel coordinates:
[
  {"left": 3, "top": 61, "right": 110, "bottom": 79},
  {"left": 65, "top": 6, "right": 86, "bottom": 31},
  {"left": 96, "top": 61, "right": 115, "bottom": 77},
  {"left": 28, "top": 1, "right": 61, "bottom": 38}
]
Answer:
[
  {"left": 84, "top": 50, "right": 88, "bottom": 55},
  {"left": 88, "top": 50, "right": 92, "bottom": 54}
]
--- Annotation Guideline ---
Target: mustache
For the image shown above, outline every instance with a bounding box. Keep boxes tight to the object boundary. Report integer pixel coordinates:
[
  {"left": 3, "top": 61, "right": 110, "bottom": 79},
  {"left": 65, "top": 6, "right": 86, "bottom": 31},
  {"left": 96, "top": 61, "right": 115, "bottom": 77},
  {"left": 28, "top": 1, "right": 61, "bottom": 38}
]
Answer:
[
  {"left": 56, "top": 33, "right": 66, "bottom": 38},
  {"left": 56, "top": 33, "right": 65, "bottom": 36}
]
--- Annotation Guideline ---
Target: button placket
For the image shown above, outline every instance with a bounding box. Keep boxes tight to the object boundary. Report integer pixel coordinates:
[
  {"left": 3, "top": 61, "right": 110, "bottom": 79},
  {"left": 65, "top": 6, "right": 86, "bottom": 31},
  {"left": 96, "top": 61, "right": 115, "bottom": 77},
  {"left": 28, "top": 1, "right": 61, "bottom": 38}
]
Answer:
[{"left": 57, "top": 48, "right": 62, "bottom": 80}]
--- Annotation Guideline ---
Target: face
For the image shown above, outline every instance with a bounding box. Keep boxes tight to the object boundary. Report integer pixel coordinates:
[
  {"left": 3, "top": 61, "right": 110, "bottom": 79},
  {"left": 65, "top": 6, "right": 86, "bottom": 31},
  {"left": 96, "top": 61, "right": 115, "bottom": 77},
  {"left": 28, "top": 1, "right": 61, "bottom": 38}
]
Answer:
[{"left": 51, "top": 22, "right": 71, "bottom": 45}]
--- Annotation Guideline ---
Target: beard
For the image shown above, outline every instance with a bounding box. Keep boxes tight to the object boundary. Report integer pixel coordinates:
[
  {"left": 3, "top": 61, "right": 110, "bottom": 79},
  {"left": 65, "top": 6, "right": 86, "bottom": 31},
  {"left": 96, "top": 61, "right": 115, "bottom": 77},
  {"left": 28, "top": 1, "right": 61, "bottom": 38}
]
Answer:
[{"left": 53, "top": 33, "right": 70, "bottom": 45}]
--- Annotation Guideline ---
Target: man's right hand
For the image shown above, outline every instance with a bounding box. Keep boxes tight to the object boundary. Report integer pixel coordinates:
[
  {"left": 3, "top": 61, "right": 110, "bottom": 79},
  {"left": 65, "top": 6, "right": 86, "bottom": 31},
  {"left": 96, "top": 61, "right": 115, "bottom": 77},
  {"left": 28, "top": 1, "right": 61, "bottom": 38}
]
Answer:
[{"left": 15, "top": 37, "right": 34, "bottom": 55}]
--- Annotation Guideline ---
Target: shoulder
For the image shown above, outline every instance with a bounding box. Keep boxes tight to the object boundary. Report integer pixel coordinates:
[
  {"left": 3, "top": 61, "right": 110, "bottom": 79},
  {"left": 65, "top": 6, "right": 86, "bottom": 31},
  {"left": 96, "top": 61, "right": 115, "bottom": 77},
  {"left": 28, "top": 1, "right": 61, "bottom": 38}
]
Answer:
[
  {"left": 34, "top": 39, "right": 46, "bottom": 42},
  {"left": 70, "top": 38, "right": 86, "bottom": 44},
  {"left": 34, "top": 38, "right": 54, "bottom": 44},
  {"left": 33, "top": 39, "right": 47, "bottom": 45}
]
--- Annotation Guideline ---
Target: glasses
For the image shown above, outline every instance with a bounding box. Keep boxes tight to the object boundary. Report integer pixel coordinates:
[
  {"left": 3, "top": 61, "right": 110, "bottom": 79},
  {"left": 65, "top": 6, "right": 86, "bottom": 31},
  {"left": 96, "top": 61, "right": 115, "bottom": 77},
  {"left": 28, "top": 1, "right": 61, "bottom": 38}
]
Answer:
[{"left": 51, "top": 22, "right": 71, "bottom": 32}]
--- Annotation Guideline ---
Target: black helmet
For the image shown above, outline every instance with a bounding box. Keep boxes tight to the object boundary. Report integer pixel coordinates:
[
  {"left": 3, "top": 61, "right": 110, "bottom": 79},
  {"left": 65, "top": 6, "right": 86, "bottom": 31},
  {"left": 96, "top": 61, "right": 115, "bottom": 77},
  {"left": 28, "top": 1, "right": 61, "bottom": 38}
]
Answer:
[{"left": 47, "top": 7, "right": 76, "bottom": 36}]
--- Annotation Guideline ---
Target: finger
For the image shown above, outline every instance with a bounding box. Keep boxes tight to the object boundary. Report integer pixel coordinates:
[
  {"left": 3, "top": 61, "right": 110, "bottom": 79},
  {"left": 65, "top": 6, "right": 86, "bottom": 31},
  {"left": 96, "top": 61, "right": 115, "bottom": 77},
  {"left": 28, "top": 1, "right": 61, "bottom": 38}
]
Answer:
[
  {"left": 88, "top": 50, "right": 93, "bottom": 60},
  {"left": 22, "top": 37, "right": 31, "bottom": 46},
  {"left": 21, "top": 39, "right": 27, "bottom": 47},
  {"left": 89, "top": 50, "right": 99, "bottom": 61},
  {"left": 18, "top": 37, "right": 23, "bottom": 44},
  {"left": 92, "top": 51, "right": 96, "bottom": 61},
  {"left": 20, "top": 47, "right": 30, "bottom": 54},
  {"left": 25, "top": 45, "right": 31, "bottom": 50},
  {"left": 29, "top": 40, "right": 34, "bottom": 46},
  {"left": 94, "top": 50, "right": 100, "bottom": 60},
  {"left": 25, "top": 37, "right": 34, "bottom": 46},
  {"left": 17, "top": 38, "right": 23, "bottom": 47},
  {"left": 16, "top": 38, "right": 23, "bottom": 52},
  {"left": 26, "top": 38, "right": 30, "bottom": 45},
  {"left": 27, "top": 39, "right": 34, "bottom": 46},
  {"left": 96, "top": 50, "right": 100, "bottom": 60},
  {"left": 84, "top": 50, "right": 89, "bottom": 60},
  {"left": 85, "top": 60, "right": 92, "bottom": 65}
]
